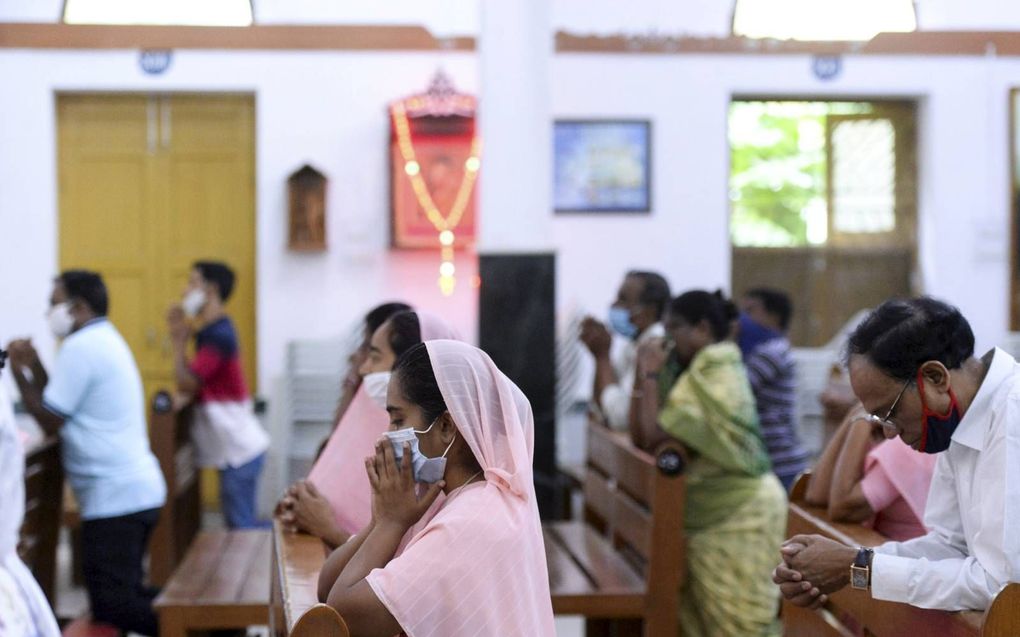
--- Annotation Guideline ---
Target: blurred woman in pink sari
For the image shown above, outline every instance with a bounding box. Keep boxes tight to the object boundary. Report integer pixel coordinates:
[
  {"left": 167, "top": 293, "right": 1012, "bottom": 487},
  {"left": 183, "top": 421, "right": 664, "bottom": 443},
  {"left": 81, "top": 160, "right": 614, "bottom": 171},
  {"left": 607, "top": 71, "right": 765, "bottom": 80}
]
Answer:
[
  {"left": 279, "top": 310, "right": 459, "bottom": 548},
  {"left": 806, "top": 402, "right": 937, "bottom": 541},
  {"left": 317, "top": 340, "right": 555, "bottom": 637}
]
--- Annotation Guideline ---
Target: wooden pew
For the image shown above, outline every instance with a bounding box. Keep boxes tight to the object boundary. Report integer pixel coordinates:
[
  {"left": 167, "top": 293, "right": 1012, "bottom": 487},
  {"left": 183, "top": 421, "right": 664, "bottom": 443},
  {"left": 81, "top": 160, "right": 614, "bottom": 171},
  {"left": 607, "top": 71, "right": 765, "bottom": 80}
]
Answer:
[
  {"left": 153, "top": 528, "right": 272, "bottom": 637},
  {"left": 544, "top": 419, "right": 687, "bottom": 635},
  {"left": 784, "top": 473, "right": 1020, "bottom": 637},
  {"left": 60, "top": 485, "right": 84, "bottom": 587},
  {"left": 270, "top": 520, "right": 350, "bottom": 637},
  {"left": 19, "top": 435, "right": 63, "bottom": 606},
  {"left": 147, "top": 390, "right": 201, "bottom": 587},
  {"left": 557, "top": 410, "right": 606, "bottom": 520}
]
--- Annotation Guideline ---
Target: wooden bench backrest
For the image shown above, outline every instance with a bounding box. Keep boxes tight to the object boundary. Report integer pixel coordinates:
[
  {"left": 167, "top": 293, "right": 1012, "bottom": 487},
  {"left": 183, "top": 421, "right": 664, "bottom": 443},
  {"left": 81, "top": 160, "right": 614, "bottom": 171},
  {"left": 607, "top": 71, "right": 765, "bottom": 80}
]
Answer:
[
  {"left": 148, "top": 390, "right": 201, "bottom": 586},
  {"left": 19, "top": 436, "right": 63, "bottom": 604},
  {"left": 581, "top": 420, "right": 687, "bottom": 632},
  {"left": 270, "top": 520, "right": 350, "bottom": 637},
  {"left": 785, "top": 473, "right": 1020, "bottom": 637}
]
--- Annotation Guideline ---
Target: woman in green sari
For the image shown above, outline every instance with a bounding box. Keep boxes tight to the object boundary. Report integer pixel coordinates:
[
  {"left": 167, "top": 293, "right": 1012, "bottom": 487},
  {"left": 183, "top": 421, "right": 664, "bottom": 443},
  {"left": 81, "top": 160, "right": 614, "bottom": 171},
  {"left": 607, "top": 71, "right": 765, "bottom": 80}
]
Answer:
[{"left": 632, "top": 290, "right": 786, "bottom": 637}]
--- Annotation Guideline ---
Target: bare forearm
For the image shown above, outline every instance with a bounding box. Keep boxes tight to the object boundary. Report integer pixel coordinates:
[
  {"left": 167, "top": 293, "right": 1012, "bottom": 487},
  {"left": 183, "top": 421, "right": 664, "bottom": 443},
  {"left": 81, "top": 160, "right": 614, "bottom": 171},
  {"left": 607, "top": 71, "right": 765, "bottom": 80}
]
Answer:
[
  {"left": 829, "top": 483, "right": 872, "bottom": 522},
  {"left": 12, "top": 366, "right": 62, "bottom": 435},
  {"left": 172, "top": 345, "right": 199, "bottom": 394},
  {"left": 318, "top": 521, "right": 374, "bottom": 602},
  {"left": 805, "top": 417, "right": 854, "bottom": 505},
  {"left": 320, "top": 522, "right": 352, "bottom": 550},
  {"left": 328, "top": 522, "right": 407, "bottom": 598},
  {"left": 828, "top": 421, "right": 875, "bottom": 521},
  {"left": 27, "top": 359, "right": 48, "bottom": 390},
  {"left": 628, "top": 390, "right": 642, "bottom": 442},
  {"left": 632, "top": 375, "right": 668, "bottom": 450}
]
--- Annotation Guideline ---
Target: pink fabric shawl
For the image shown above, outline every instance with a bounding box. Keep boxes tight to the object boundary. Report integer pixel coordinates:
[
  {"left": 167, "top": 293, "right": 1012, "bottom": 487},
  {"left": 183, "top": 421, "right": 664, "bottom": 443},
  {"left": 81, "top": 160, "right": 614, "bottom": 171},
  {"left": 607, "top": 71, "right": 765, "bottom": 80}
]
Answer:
[
  {"left": 415, "top": 310, "right": 462, "bottom": 342},
  {"left": 365, "top": 340, "right": 556, "bottom": 637},
  {"left": 307, "top": 384, "right": 388, "bottom": 535},
  {"left": 861, "top": 436, "right": 937, "bottom": 539}
]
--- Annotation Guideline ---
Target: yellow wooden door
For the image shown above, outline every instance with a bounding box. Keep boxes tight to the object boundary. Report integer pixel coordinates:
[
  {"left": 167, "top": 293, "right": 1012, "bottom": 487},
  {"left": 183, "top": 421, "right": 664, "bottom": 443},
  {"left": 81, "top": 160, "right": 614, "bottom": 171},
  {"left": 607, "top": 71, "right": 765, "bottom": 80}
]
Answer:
[
  {"left": 58, "top": 93, "right": 256, "bottom": 508},
  {"left": 58, "top": 95, "right": 164, "bottom": 394},
  {"left": 155, "top": 95, "right": 257, "bottom": 393}
]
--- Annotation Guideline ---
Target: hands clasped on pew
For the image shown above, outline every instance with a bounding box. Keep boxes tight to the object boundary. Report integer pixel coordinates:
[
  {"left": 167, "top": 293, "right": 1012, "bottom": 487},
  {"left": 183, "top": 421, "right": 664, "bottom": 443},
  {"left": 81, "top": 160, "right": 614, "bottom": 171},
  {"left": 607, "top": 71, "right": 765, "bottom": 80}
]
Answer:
[{"left": 774, "top": 534, "right": 857, "bottom": 609}]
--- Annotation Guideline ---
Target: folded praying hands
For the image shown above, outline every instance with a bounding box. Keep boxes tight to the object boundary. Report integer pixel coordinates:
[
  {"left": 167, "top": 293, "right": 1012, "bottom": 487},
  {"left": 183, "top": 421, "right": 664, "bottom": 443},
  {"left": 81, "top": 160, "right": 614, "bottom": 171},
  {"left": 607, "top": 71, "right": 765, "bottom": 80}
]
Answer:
[
  {"left": 366, "top": 441, "right": 443, "bottom": 532},
  {"left": 773, "top": 534, "right": 858, "bottom": 609}
]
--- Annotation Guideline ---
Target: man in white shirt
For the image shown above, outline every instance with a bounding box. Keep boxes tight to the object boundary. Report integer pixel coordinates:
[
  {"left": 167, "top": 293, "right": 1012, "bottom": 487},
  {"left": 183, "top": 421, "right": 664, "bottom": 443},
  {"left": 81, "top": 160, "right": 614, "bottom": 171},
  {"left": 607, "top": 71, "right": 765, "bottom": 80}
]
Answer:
[
  {"left": 7, "top": 270, "right": 166, "bottom": 635},
  {"left": 773, "top": 297, "right": 1019, "bottom": 611},
  {"left": 580, "top": 271, "right": 670, "bottom": 430}
]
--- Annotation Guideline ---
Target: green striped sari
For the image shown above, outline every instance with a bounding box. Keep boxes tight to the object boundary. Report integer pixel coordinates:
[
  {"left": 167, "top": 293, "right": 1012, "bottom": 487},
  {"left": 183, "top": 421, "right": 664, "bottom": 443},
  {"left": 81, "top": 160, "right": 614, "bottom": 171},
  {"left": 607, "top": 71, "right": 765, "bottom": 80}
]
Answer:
[{"left": 659, "top": 342, "right": 786, "bottom": 637}]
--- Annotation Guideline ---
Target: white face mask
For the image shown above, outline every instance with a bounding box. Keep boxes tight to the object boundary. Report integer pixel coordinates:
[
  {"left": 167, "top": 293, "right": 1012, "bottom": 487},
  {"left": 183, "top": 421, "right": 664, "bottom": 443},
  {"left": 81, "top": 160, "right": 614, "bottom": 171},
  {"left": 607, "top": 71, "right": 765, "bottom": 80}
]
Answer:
[
  {"left": 382, "top": 418, "right": 455, "bottom": 484},
  {"left": 181, "top": 288, "right": 207, "bottom": 319},
  {"left": 362, "top": 371, "right": 391, "bottom": 410},
  {"left": 47, "top": 302, "right": 75, "bottom": 339}
]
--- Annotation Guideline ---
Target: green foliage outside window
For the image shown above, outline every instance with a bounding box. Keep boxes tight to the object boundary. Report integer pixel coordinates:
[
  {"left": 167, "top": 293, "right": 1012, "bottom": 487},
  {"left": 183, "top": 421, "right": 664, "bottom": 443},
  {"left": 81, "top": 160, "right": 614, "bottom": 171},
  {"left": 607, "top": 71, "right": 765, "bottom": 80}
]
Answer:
[{"left": 729, "top": 101, "right": 872, "bottom": 247}]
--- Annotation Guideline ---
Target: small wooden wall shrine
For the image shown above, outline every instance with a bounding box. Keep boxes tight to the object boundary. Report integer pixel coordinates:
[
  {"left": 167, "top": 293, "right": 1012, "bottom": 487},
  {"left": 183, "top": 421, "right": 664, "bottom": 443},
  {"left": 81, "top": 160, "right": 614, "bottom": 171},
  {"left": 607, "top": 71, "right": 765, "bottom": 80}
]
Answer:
[{"left": 287, "top": 164, "right": 327, "bottom": 252}]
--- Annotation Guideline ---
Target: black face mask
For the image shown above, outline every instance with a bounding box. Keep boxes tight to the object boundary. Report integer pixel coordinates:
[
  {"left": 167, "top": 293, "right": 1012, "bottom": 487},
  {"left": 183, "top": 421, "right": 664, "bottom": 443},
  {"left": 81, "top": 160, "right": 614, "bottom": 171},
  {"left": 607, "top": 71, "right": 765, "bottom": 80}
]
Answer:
[{"left": 917, "top": 369, "right": 962, "bottom": 454}]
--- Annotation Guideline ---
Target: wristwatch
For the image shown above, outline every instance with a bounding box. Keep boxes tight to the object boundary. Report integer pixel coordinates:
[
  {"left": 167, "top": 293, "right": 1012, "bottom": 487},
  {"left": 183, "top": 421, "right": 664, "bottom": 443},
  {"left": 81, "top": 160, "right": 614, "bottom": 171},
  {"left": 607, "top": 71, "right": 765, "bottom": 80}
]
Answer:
[{"left": 850, "top": 547, "right": 874, "bottom": 590}]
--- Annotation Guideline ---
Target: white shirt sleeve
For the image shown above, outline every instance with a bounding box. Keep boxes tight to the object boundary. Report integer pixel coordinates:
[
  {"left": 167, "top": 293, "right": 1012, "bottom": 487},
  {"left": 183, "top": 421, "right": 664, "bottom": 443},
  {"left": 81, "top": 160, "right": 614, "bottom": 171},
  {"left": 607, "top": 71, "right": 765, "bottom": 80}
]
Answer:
[
  {"left": 41, "top": 342, "right": 91, "bottom": 418},
  {"left": 598, "top": 337, "right": 638, "bottom": 431},
  {"left": 870, "top": 552, "right": 1002, "bottom": 611}
]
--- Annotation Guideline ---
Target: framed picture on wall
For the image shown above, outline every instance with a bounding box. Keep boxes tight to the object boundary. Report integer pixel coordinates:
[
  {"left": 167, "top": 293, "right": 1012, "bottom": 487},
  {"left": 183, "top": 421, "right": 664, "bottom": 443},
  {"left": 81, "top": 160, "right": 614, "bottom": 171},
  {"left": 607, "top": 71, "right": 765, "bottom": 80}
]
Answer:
[{"left": 553, "top": 119, "right": 652, "bottom": 213}]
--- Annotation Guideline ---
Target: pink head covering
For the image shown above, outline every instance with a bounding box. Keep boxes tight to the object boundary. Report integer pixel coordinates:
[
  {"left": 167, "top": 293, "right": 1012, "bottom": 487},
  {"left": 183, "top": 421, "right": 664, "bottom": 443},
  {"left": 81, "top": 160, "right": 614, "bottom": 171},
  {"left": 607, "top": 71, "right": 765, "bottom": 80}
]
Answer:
[
  {"left": 363, "top": 340, "right": 555, "bottom": 637},
  {"left": 863, "top": 437, "right": 938, "bottom": 528},
  {"left": 427, "top": 339, "right": 534, "bottom": 498},
  {"left": 415, "top": 311, "right": 462, "bottom": 342}
]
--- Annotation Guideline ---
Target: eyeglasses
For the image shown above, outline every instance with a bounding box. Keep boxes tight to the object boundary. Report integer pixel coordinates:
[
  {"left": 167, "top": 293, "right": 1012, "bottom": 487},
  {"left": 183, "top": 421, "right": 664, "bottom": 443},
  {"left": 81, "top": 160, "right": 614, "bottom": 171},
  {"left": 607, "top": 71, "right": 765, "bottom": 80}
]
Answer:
[{"left": 866, "top": 378, "right": 912, "bottom": 433}]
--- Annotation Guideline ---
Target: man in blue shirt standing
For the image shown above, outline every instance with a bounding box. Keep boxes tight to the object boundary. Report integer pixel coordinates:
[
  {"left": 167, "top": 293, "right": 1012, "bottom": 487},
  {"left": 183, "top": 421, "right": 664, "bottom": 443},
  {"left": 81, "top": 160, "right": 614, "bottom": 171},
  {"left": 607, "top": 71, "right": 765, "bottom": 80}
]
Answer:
[
  {"left": 738, "top": 287, "right": 810, "bottom": 491},
  {"left": 7, "top": 270, "right": 166, "bottom": 636}
]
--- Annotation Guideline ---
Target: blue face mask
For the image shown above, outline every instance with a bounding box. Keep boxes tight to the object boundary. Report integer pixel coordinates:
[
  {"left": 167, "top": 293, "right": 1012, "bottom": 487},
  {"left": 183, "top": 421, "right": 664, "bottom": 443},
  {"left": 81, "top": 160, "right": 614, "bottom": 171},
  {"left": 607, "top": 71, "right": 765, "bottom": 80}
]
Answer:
[
  {"left": 383, "top": 418, "right": 455, "bottom": 483},
  {"left": 608, "top": 306, "right": 638, "bottom": 339},
  {"left": 917, "top": 370, "right": 962, "bottom": 454}
]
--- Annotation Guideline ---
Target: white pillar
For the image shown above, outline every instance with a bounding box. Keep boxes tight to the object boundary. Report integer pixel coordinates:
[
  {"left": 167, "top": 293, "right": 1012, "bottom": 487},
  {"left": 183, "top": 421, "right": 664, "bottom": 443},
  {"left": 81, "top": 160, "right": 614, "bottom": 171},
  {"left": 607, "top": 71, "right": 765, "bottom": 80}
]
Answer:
[
  {"left": 476, "top": 1, "right": 558, "bottom": 516},
  {"left": 477, "top": 0, "right": 552, "bottom": 251}
]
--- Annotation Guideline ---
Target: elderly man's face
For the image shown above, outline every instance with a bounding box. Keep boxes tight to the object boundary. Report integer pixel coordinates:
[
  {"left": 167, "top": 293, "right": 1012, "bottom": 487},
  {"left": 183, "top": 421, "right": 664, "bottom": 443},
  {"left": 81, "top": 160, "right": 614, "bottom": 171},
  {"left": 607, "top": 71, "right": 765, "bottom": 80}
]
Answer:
[{"left": 848, "top": 354, "right": 925, "bottom": 449}]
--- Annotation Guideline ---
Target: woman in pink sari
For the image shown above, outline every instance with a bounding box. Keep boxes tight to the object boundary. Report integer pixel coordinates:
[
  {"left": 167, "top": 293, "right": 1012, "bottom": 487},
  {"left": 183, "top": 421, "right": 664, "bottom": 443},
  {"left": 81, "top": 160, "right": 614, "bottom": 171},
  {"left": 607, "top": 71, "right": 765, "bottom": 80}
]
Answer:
[
  {"left": 317, "top": 340, "right": 556, "bottom": 637},
  {"left": 279, "top": 310, "right": 459, "bottom": 548},
  {"left": 805, "top": 402, "right": 937, "bottom": 541}
]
